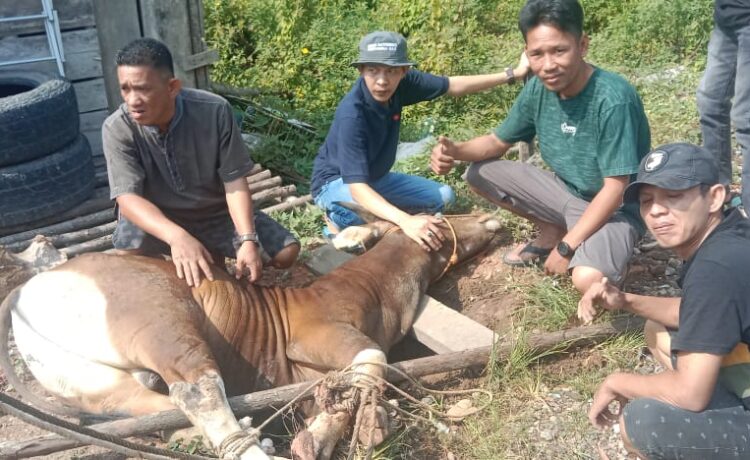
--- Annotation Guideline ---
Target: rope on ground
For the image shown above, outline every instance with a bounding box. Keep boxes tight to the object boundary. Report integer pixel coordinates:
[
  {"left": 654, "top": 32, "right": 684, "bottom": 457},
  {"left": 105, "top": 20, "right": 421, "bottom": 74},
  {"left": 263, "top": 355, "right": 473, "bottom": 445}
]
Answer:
[{"left": 276, "top": 360, "right": 493, "bottom": 460}]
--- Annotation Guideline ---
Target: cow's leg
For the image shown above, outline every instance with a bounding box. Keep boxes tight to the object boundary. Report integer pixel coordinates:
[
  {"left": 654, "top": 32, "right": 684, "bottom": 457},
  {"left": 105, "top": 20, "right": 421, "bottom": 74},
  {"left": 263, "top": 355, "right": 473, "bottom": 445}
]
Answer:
[
  {"left": 289, "top": 325, "right": 388, "bottom": 460},
  {"left": 169, "top": 371, "right": 270, "bottom": 460},
  {"left": 129, "top": 327, "right": 271, "bottom": 460}
]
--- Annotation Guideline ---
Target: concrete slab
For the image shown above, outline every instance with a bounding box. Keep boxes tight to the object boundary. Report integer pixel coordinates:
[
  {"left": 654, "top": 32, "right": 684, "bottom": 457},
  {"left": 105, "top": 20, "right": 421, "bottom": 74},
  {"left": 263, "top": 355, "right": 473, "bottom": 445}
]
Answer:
[{"left": 305, "top": 243, "right": 497, "bottom": 353}]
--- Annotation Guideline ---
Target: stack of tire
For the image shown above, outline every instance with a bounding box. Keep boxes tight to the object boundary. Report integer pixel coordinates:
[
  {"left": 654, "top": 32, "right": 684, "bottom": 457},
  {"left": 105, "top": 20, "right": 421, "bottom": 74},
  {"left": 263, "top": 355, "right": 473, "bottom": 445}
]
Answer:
[{"left": 0, "top": 71, "right": 95, "bottom": 229}]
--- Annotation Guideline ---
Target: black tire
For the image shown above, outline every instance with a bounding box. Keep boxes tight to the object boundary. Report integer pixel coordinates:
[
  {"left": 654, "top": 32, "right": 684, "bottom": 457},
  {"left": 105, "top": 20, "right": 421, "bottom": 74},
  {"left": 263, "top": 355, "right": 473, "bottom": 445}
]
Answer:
[
  {"left": 0, "top": 71, "right": 79, "bottom": 167},
  {"left": 0, "top": 135, "right": 95, "bottom": 228}
]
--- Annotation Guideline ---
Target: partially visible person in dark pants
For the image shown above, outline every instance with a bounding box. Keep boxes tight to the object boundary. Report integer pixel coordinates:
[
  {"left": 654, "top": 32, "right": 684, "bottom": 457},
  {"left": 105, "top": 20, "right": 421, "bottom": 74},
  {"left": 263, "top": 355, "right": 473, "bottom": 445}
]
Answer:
[{"left": 697, "top": 0, "right": 750, "bottom": 208}]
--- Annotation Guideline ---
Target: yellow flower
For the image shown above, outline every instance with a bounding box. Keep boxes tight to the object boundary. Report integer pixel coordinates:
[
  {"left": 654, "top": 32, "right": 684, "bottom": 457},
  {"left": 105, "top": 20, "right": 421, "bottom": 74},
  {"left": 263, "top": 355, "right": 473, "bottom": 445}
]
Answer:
[{"left": 301, "top": 47, "right": 310, "bottom": 55}]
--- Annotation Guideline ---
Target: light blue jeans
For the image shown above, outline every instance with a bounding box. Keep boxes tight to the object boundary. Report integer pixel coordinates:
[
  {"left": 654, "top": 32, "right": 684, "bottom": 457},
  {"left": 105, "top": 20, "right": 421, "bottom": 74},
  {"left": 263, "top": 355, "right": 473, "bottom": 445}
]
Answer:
[
  {"left": 697, "top": 23, "right": 750, "bottom": 206},
  {"left": 314, "top": 173, "right": 455, "bottom": 231}
]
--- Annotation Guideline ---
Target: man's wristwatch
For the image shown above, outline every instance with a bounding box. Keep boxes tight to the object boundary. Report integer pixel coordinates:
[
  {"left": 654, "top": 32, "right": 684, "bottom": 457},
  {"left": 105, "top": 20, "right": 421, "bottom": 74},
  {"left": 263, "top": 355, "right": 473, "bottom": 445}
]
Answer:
[
  {"left": 239, "top": 232, "right": 259, "bottom": 245},
  {"left": 505, "top": 66, "right": 516, "bottom": 84},
  {"left": 556, "top": 241, "right": 575, "bottom": 258}
]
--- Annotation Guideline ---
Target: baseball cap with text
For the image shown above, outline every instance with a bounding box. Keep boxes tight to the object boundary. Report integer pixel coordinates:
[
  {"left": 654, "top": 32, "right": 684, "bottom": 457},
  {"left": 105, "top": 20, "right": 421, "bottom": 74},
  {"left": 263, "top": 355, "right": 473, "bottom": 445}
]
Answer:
[
  {"left": 623, "top": 143, "right": 720, "bottom": 203},
  {"left": 351, "top": 31, "right": 416, "bottom": 67}
]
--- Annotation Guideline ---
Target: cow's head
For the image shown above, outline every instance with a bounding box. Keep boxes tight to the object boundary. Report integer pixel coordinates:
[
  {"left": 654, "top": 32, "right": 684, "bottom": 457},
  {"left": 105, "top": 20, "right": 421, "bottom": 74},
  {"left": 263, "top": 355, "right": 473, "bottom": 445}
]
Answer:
[{"left": 332, "top": 204, "right": 501, "bottom": 276}]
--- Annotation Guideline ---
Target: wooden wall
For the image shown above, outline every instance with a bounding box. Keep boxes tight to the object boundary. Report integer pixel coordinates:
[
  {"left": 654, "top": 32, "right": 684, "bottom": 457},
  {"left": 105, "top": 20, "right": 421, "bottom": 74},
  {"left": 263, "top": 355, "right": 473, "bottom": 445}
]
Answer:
[{"left": 0, "top": 0, "right": 107, "bottom": 160}]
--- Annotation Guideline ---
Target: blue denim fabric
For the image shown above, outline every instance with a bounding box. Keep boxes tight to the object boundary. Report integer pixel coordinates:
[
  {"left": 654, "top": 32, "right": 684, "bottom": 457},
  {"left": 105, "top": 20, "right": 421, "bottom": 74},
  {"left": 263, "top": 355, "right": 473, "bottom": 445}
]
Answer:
[
  {"left": 697, "top": 23, "right": 750, "bottom": 207},
  {"left": 314, "top": 173, "right": 455, "bottom": 231}
]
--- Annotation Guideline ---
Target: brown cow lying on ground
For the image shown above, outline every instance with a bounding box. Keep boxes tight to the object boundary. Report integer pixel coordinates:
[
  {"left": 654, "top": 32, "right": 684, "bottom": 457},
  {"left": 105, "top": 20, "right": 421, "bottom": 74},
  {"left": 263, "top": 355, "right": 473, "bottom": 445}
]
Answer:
[{"left": 0, "top": 214, "right": 500, "bottom": 459}]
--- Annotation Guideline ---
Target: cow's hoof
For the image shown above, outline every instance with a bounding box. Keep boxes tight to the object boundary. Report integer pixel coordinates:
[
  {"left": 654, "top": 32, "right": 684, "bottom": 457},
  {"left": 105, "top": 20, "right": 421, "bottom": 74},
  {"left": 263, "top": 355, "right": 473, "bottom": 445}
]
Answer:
[
  {"left": 356, "top": 404, "right": 392, "bottom": 446},
  {"left": 290, "top": 429, "right": 316, "bottom": 460}
]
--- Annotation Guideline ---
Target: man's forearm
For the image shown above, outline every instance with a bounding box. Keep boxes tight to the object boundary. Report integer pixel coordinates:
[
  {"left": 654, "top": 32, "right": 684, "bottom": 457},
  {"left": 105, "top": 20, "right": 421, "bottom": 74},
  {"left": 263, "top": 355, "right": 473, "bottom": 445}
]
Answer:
[
  {"left": 452, "top": 134, "right": 510, "bottom": 163},
  {"left": 116, "top": 194, "right": 186, "bottom": 244},
  {"left": 562, "top": 177, "right": 628, "bottom": 248},
  {"left": 225, "top": 177, "right": 256, "bottom": 235},
  {"left": 622, "top": 293, "right": 680, "bottom": 328},
  {"left": 447, "top": 67, "right": 527, "bottom": 97},
  {"left": 349, "top": 183, "right": 410, "bottom": 225}
]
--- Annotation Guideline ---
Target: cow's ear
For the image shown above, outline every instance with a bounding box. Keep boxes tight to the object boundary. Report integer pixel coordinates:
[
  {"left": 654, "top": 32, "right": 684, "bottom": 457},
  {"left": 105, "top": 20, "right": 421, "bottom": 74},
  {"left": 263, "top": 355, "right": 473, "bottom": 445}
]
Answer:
[{"left": 332, "top": 201, "right": 380, "bottom": 223}]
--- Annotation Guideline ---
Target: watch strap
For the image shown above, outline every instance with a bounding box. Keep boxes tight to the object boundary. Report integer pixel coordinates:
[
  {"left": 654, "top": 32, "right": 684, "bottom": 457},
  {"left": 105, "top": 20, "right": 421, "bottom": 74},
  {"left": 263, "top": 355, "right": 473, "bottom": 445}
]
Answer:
[
  {"left": 505, "top": 66, "right": 516, "bottom": 84},
  {"left": 239, "top": 232, "right": 259, "bottom": 244}
]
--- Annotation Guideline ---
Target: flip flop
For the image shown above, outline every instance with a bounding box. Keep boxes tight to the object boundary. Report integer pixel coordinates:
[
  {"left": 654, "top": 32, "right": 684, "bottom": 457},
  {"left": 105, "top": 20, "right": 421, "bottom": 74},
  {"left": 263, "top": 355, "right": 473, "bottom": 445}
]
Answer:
[{"left": 502, "top": 242, "right": 552, "bottom": 267}]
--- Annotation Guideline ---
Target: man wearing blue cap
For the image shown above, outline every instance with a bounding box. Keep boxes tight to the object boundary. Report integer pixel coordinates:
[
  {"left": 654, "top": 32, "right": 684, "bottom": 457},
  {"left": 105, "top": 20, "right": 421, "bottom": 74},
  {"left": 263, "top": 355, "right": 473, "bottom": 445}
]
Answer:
[
  {"left": 581, "top": 143, "right": 750, "bottom": 459},
  {"left": 311, "top": 31, "right": 529, "bottom": 250}
]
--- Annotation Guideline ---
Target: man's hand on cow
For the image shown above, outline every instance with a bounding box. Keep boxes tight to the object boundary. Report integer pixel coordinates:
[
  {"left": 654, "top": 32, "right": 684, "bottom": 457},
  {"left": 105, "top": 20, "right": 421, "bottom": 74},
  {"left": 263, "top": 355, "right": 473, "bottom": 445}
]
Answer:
[
  {"left": 169, "top": 232, "right": 215, "bottom": 287},
  {"left": 430, "top": 136, "right": 456, "bottom": 175},
  {"left": 399, "top": 214, "right": 445, "bottom": 251},
  {"left": 235, "top": 241, "right": 263, "bottom": 283},
  {"left": 543, "top": 247, "right": 570, "bottom": 276},
  {"left": 578, "top": 277, "right": 625, "bottom": 324}
]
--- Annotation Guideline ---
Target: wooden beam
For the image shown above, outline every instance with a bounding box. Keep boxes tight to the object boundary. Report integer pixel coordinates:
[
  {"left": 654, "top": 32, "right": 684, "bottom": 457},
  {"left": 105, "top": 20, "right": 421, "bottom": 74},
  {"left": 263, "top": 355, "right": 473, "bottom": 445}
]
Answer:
[
  {"left": 262, "top": 195, "right": 313, "bottom": 214},
  {"left": 0, "top": 316, "right": 644, "bottom": 458},
  {"left": 0, "top": 208, "right": 114, "bottom": 246},
  {"left": 92, "top": 0, "right": 140, "bottom": 113},
  {"left": 73, "top": 79, "right": 107, "bottom": 112}
]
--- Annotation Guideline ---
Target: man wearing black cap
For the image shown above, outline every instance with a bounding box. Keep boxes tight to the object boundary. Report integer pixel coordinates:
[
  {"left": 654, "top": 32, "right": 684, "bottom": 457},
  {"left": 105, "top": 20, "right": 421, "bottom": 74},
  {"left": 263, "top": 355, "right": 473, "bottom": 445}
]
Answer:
[
  {"left": 582, "top": 143, "right": 750, "bottom": 459},
  {"left": 310, "top": 31, "right": 529, "bottom": 250}
]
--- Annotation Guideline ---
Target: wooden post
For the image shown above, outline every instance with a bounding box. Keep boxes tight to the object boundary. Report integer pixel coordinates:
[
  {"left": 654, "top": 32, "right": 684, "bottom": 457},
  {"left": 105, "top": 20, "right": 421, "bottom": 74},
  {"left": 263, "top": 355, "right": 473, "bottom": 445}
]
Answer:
[{"left": 92, "top": 0, "right": 141, "bottom": 113}]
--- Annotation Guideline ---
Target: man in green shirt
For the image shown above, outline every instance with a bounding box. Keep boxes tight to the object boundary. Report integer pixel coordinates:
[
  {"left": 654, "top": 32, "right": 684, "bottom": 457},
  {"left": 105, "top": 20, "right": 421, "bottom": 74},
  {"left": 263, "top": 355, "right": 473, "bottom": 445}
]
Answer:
[{"left": 431, "top": 0, "right": 650, "bottom": 309}]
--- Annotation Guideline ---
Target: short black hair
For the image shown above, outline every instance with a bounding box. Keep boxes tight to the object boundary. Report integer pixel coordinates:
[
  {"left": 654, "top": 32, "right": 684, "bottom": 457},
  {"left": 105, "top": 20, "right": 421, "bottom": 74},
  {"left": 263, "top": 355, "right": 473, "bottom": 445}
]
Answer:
[
  {"left": 115, "top": 38, "right": 174, "bottom": 77},
  {"left": 518, "top": 0, "right": 584, "bottom": 40}
]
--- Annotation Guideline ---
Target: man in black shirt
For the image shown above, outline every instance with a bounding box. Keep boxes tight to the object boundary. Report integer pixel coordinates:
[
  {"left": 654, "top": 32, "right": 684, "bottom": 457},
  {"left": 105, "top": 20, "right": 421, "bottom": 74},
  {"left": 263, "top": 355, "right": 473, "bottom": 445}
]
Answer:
[{"left": 581, "top": 143, "right": 750, "bottom": 459}]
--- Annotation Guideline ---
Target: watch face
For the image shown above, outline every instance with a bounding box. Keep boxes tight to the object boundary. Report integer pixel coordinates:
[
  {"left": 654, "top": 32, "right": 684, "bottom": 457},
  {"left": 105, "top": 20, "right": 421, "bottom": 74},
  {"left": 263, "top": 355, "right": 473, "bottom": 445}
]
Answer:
[{"left": 557, "top": 242, "right": 571, "bottom": 257}]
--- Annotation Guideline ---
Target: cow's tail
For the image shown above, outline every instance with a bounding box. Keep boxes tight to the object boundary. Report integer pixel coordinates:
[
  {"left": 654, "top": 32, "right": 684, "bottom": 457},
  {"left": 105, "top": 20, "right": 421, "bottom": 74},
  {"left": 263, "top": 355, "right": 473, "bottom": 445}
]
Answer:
[{"left": 0, "top": 285, "right": 83, "bottom": 418}]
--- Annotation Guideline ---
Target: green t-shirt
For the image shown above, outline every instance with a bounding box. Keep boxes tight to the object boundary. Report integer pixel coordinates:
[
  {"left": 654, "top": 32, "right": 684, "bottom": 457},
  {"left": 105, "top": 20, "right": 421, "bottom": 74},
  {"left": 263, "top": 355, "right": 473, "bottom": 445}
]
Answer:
[{"left": 495, "top": 67, "right": 650, "bottom": 229}]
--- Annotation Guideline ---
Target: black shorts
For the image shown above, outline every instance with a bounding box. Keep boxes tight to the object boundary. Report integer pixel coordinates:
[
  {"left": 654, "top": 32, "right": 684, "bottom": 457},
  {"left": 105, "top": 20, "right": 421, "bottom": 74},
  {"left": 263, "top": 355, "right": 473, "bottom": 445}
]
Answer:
[{"left": 112, "top": 209, "right": 298, "bottom": 262}]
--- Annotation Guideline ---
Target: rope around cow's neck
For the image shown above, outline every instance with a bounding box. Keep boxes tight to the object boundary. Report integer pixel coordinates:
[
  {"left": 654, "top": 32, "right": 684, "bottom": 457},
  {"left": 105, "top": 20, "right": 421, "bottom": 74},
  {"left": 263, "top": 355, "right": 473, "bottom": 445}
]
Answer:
[{"left": 381, "top": 215, "right": 459, "bottom": 282}]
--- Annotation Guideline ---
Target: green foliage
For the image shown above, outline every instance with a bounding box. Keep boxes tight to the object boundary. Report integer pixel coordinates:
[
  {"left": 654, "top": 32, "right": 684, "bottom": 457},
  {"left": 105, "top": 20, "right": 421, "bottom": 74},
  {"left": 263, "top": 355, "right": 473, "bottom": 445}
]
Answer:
[{"left": 588, "top": 0, "right": 713, "bottom": 67}]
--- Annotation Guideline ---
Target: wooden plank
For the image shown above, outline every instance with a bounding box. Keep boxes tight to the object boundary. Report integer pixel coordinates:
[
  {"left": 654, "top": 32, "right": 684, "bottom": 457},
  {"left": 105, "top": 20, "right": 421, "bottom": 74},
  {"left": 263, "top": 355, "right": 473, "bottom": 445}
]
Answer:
[
  {"left": 140, "top": 0, "right": 197, "bottom": 88},
  {"left": 0, "top": 0, "right": 94, "bottom": 38},
  {"left": 73, "top": 78, "right": 107, "bottom": 112},
  {"left": 0, "top": 28, "right": 102, "bottom": 81},
  {"left": 184, "top": 48, "right": 218, "bottom": 72},
  {"left": 0, "top": 188, "right": 112, "bottom": 238},
  {"left": 92, "top": 0, "right": 140, "bottom": 112},
  {"left": 186, "top": 0, "right": 209, "bottom": 89},
  {"left": 80, "top": 109, "right": 108, "bottom": 157},
  {"left": 305, "top": 244, "right": 497, "bottom": 353}
]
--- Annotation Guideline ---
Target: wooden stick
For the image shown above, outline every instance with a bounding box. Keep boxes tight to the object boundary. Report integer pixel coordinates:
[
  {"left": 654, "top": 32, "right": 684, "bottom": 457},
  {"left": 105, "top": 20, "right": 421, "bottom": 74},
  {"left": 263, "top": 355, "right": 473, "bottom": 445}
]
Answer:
[
  {"left": 60, "top": 235, "right": 113, "bottom": 257},
  {"left": 6, "top": 222, "right": 117, "bottom": 253},
  {"left": 0, "top": 316, "right": 643, "bottom": 458},
  {"left": 262, "top": 195, "right": 313, "bottom": 214},
  {"left": 248, "top": 176, "right": 282, "bottom": 194},
  {"left": 247, "top": 163, "right": 264, "bottom": 176},
  {"left": 246, "top": 170, "right": 272, "bottom": 184},
  {"left": 0, "top": 188, "right": 113, "bottom": 238},
  {"left": 0, "top": 209, "right": 115, "bottom": 247},
  {"left": 252, "top": 185, "right": 296, "bottom": 206}
]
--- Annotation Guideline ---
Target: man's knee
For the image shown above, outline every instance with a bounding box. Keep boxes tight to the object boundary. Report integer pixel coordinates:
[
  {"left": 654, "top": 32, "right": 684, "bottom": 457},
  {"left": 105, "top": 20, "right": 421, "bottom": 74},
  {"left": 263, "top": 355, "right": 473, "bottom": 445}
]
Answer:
[
  {"left": 619, "top": 411, "right": 647, "bottom": 459},
  {"left": 644, "top": 319, "right": 672, "bottom": 369},
  {"left": 269, "top": 243, "right": 300, "bottom": 269},
  {"left": 438, "top": 184, "right": 455, "bottom": 209},
  {"left": 570, "top": 266, "right": 604, "bottom": 295}
]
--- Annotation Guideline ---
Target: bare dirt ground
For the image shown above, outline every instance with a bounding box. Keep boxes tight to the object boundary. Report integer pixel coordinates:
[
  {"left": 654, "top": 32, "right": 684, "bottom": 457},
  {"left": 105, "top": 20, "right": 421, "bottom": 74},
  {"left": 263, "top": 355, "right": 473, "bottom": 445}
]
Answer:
[{"left": 0, "top": 229, "right": 681, "bottom": 459}]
